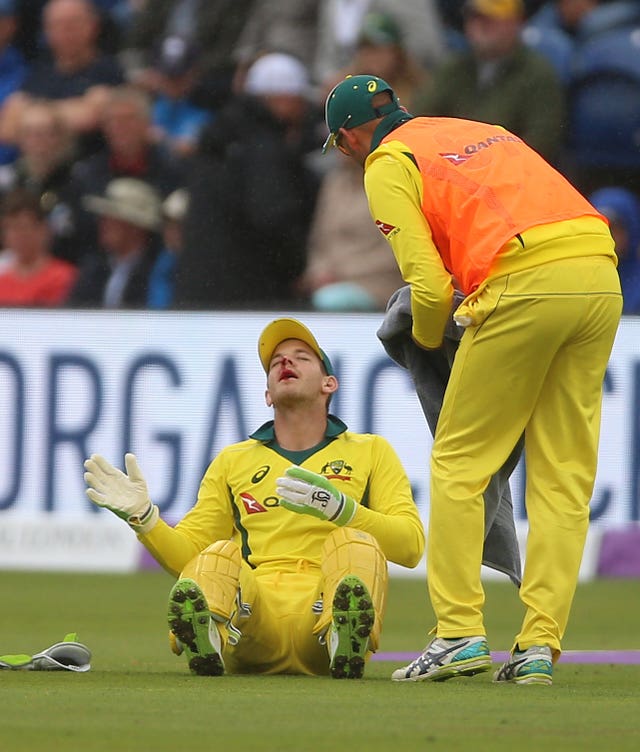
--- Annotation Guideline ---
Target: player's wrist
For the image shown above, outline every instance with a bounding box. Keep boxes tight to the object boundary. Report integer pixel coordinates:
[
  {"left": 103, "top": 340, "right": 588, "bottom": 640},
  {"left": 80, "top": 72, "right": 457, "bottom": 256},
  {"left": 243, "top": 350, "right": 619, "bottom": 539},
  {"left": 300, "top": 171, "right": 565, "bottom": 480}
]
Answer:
[
  {"left": 331, "top": 494, "right": 356, "bottom": 526},
  {"left": 128, "top": 503, "right": 158, "bottom": 534}
]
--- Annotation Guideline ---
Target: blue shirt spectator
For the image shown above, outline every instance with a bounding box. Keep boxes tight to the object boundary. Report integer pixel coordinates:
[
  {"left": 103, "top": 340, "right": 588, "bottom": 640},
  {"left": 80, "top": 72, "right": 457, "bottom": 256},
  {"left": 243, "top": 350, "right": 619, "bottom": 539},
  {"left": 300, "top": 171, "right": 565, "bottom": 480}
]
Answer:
[
  {"left": 152, "top": 96, "right": 212, "bottom": 156},
  {"left": 147, "top": 188, "right": 188, "bottom": 309},
  {"left": 0, "top": 0, "right": 124, "bottom": 158},
  {"left": 150, "top": 36, "right": 213, "bottom": 159},
  {"left": 590, "top": 187, "right": 640, "bottom": 314},
  {"left": 0, "top": 0, "right": 26, "bottom": 164}
]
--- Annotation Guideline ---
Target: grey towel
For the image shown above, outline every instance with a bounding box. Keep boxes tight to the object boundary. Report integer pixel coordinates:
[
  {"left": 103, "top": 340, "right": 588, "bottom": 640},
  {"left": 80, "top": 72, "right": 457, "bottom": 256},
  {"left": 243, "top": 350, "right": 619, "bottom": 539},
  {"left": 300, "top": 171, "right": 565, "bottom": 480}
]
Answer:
[{"left": 377, "top": 286, "right": 522, "bottom": 586}]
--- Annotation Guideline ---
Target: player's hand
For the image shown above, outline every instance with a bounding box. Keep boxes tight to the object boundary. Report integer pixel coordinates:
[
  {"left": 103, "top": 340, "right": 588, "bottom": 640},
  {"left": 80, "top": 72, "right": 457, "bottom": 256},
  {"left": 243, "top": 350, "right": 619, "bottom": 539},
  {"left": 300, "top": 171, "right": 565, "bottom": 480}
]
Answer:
[
  {"left": 276, "top": 466, "right": 356, "bottom": 526},
  {"left": 83, "top": 453, "right": 158, "bottom": 533}
]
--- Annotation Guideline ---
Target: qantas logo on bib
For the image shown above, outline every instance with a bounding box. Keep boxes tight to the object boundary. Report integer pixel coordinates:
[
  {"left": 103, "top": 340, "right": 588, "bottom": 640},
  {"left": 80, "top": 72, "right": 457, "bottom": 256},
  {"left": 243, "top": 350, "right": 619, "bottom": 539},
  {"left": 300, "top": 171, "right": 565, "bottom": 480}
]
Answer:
[
  {"left": 239, "top": 492, "right": 267, "bottom": 514},
  {"left": 375, "top": 220, "right": 398, "bottom": 237},
  {"left": 440, "top": 134, "right": 523, "bottom": 166},
  {"left": 440, "top": 152, "right": 471, "bottom": 165}
]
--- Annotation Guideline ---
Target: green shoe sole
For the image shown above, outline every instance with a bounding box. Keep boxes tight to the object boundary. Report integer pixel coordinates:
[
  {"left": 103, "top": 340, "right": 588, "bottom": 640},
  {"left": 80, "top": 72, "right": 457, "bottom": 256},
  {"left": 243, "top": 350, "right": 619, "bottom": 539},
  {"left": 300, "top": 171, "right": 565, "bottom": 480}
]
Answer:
[
  {"left": 429, "top": 654, "right": 493, "bottom": 682},
  {"left": 330, "top": 575, "right": 375, "bottom": 679},
  {"left": 168, "top": 578, "right": 224, "bottom": 676}
]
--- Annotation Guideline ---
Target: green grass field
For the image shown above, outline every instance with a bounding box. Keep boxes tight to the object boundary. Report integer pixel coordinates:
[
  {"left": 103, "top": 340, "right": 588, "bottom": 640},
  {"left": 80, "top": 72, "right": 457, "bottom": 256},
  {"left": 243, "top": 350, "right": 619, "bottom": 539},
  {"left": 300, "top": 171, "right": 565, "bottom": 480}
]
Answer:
[{"left": 1, "top": 573, "right": 639, "bottom": 752}]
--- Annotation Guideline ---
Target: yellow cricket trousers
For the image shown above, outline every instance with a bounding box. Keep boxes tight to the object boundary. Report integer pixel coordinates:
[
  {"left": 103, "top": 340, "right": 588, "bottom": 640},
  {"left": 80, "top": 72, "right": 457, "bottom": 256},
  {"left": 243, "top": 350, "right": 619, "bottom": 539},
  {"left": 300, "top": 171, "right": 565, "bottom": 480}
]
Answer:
[
  {"left": 428, "top": 255, "right": 622, "bottom": 657},
  {"left": 224, "top": 564, "right": 329, "bottom": 675},
  {"left": 220, "top": 528, "right": 387, "bottom": 675}
]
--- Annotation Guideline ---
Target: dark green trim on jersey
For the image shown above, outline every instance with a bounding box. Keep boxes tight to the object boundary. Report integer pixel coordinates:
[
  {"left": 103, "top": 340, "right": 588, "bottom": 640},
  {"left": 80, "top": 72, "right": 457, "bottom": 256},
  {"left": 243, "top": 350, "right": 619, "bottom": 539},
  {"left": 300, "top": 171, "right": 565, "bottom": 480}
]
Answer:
[
  {"left": 274, "top": 441, "right": 330, "bottom": 465},
  {"left": 250, "top": 415, "right": 348, "bottom": 464},
  {"left": 402, "top": 151, "right": 418, "bottom": 169},
  {"left": 361, "top": 477, "right": 371, "bottom": 509},
  {"left": 251, "top": 414, "right": 347, "bottom": 442},
  {"left": 230, "top": 485, "right": 254, "bottom": 566}
]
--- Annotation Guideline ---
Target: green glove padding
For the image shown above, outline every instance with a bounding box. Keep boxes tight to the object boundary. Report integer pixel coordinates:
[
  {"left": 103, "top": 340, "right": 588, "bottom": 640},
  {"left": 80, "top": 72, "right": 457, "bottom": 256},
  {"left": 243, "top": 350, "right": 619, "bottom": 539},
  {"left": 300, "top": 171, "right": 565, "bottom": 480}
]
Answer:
[
  {"left": 276, "top": 466, "right": 357, "bottom": 526},
  {"left": 0, "top": 633, "right": 91, "bottom": 672}
]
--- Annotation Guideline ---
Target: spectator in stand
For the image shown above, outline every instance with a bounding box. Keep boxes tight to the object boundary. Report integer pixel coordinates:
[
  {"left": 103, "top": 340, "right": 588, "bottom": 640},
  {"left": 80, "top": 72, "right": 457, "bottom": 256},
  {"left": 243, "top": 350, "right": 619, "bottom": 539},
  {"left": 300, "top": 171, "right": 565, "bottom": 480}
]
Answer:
[
  {"left": 176, "top": 53, "right": 322, "bottom": 309},
  {"left": 325, "top": 12, "right": 430, "bottom": 111},
  {"left": 522, "top": 1, "right": 640, "bottom": 84},
  {"left": 590, "top": 187, "right": 640, "bottom": 315},
  {"left": 122, "top": 0, "right": 254, "bottom": 112},
  {"left": 11, "top": 0, "right": 46, "bottom": 63},
  {"left": 73, "top": 84, "right": 184, "bottom": 195},
  {"left": 300, "top": 155, "right": 404, "bottom": 312},
  {"left": 0, "top": 189, "right": 77, "bottom": 306},
  {"left": 526, "top": 1, "right": 640, "bottom": 195},
  {"left": 0, "top": 0, "right": 26, "bottom": 165},
  {"left": 414, "top": 0, "right": 565, "bottom": 164},
  {"left": 314, "top": 0, "right": 446, "bottom": 91},
  {"left": 68, "top": 177, "right": 161, "bottom": 308},
  {"left": 0, "top": 0, "right": 124, "bottom": 157},
  {"left": 312, "top": 6, "right": 432, "bottom": 297},
  {"left": 231, "top": 0, "right": 321, "bottom": 93},
  {"left": 527, "top": 0, "right": 589, "bottom": 33},
  {"left": 437, "top": 0, "right": 547, "bottom": 36},
  {"left": 527, "top": 0, "right": 640, "bottom": 40},
  {"left": 70, "top": 84, "right": 183, "bottom": 248},
  {"left": 149, "top": 36, "right": 213, "bottom": 160},
  {"left": 11, "top": 0, "right": 135, "bottom": 61},
  {"left": 0, "top": 101, "right": 85, "bottom": 264},
  {"left": 147, "top": 187, "right": 188, "bottom": 310},
  {"left": 92, "top": 0, "right": 138, "bottom": 54}
]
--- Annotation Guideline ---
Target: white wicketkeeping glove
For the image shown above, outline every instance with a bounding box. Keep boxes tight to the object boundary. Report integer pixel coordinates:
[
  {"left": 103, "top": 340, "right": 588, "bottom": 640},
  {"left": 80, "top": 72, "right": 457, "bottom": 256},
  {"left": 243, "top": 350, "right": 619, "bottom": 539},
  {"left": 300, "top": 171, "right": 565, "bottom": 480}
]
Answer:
[
  {"left": 84, "top": 453, "right": 159, "bottom": 534},
  {"left": 276, "top": 466, "right": 356, "bottom": 526},
  {"left": 0, "top": 633, "right": 91, "bottom": 672}
]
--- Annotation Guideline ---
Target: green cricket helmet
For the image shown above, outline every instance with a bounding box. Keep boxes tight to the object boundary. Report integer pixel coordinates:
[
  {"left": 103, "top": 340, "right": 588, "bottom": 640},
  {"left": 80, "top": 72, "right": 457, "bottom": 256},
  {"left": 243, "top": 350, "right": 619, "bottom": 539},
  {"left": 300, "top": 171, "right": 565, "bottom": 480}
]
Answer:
[{"left": 322, "top": 74, "right": 400, "bottom": 153}]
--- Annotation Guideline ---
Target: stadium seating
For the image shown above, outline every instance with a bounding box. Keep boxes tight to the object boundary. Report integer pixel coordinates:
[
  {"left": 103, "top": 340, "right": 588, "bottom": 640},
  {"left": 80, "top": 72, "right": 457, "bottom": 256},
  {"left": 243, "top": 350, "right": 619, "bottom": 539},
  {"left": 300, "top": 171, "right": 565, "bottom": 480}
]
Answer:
[
  {"left": 577, "top": 0, "right": 640, "bottom": 41},
  {"left": 567, "top": 26, "right": 640, "bottom": 170},
  {"left": 521, "top": 25, "right": 574, "bottom": 84}
]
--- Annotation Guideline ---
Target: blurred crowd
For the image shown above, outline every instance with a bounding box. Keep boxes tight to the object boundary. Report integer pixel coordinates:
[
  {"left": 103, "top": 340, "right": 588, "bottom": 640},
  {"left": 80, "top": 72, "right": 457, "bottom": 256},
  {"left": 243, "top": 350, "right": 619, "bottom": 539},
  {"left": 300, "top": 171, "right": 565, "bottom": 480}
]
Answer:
[{"left": 0, "top": 0, "right": 638, "bottom": 313}]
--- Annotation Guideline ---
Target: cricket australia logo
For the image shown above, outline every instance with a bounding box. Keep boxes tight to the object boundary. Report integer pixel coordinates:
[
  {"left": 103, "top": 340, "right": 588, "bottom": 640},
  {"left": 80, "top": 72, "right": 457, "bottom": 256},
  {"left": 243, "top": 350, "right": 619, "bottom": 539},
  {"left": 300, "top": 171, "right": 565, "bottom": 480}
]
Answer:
[{"left": 321, "top": 459, "right": 353, "bottom": 482}]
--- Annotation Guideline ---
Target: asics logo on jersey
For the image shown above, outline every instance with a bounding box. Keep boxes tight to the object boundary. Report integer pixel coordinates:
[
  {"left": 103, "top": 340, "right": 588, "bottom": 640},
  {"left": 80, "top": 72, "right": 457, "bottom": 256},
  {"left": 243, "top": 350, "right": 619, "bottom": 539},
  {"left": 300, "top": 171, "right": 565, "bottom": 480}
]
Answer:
[
  {"left": 251, "top": 465, "right": 270, "bottom": 483},
  {"left": 239, "top": 493, "right": 267, "bottom": 514}
]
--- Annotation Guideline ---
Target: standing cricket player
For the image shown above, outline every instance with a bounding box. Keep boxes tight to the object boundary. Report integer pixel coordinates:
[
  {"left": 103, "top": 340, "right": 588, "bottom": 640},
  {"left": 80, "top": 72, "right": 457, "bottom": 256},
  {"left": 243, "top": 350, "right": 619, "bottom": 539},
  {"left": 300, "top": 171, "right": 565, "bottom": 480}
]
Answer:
[
  {"left": 84, "top": 318, "right": 424, "bottom": 678},
  {"left": 323, "top": 74, "right": 622, "bottom": 685}
]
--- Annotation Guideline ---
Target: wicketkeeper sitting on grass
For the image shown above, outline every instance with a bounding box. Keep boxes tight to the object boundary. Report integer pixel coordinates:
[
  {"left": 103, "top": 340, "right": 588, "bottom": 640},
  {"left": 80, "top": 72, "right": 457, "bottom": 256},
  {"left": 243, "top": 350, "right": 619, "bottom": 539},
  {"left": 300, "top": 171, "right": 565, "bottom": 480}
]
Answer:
[{"left": 83, "top": 318, "right": 425, "bottom": 678}]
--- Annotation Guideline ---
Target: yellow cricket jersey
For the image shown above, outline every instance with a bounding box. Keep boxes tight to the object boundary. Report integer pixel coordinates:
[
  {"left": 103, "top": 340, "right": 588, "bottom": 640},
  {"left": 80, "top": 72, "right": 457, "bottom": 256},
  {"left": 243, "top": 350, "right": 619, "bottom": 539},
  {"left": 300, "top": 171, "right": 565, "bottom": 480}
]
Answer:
[
  {"left": 364, "top": 144, "right": 453, "bottom": 350},
  {"left": 139, "top": 416, "right": 425, "bottom": 577}
]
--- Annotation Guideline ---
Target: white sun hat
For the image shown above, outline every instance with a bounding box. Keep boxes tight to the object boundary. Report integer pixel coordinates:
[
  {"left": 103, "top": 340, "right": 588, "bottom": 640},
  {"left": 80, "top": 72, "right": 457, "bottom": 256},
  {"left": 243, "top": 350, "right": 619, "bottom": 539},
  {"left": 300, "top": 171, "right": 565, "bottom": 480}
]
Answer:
[
  {"left": 83, "top": 178, "right": 162, "bottom": 231},
  {"left": 244, "top": 53, "right": 310, "bottom": 97}
]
